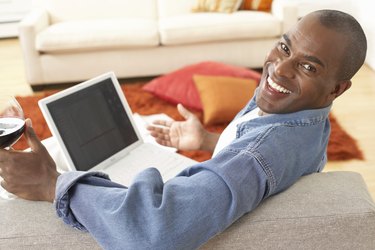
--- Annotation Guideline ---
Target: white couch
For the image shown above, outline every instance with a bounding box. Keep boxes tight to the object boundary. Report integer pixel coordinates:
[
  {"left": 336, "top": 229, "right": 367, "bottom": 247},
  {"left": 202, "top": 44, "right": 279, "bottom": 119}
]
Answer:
[{"left": 18, "top": 0, "right": 298, "bottom": 87}]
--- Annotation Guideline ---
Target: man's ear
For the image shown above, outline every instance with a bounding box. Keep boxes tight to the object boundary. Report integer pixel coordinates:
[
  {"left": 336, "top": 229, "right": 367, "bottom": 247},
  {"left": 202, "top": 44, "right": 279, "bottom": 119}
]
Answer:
[{"left": 330, "top": 80, "right": 352, "bottom": 99}]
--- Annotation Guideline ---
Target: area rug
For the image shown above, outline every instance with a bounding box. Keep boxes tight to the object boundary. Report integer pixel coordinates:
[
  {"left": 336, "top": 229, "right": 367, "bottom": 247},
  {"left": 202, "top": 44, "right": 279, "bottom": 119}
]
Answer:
[{"left": 14, "top": 82, "right": 364, "bottom": 162}]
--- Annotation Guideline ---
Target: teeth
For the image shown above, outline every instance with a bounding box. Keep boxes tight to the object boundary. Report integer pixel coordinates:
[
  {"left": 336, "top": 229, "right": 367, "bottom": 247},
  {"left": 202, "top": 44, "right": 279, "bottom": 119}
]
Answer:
[{"left": 267, "top": 76, "right": 292, "bottom": 94}]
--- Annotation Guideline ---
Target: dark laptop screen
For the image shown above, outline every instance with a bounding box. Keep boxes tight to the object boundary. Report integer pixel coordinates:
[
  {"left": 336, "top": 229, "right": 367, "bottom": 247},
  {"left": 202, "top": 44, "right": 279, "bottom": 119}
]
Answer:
[{"left": 47, "top": 78, "right": 138, "bottom": 171}]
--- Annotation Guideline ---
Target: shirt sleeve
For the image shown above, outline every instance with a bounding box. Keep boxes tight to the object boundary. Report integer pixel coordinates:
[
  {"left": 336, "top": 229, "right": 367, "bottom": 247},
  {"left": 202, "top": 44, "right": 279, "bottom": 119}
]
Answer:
[{"left": 54, "top": 149, "right": 268, "bottom": 250}]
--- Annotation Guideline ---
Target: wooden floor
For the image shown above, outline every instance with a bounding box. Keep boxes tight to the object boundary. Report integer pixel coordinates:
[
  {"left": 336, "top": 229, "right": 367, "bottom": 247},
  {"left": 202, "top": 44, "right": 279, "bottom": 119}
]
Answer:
[{"left": 1, "top": 38, "right": 375, "bottom": 200}]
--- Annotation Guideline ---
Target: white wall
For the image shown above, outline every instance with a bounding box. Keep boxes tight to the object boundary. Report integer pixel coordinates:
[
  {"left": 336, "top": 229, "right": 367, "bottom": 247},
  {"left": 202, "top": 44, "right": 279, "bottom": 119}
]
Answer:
[
  {"left": 353, "top": 0, "right": 375, "bottom": 70},
  {"left": 0, "top": 0, "right": 32, "bottom": 37},
  {"left": 293, "top": 0, "right": 354, "bottom": 17}
]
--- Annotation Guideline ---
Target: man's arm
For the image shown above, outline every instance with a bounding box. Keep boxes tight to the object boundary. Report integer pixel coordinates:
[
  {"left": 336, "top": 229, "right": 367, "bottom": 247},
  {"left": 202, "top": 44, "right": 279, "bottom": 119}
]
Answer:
[{"left": 55, "top": 150, "right": 268, "bottom": 249}]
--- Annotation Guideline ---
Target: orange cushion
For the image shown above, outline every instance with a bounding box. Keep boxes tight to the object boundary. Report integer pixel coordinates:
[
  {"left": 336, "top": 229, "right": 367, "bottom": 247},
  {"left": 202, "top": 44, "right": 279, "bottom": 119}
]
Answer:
[
  {"left": 240, "top": 0, "right": 273, "bottom": 11},
  {"left": 193, "top": 75, "right": 257, "bottom": 125}
]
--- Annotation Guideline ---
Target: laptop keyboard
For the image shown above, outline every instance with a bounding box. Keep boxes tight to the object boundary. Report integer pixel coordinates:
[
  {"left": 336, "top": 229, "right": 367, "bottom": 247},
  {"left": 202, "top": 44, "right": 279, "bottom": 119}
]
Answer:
[{"left": 104, "top": 143, "right": 197, "bottom": 186}]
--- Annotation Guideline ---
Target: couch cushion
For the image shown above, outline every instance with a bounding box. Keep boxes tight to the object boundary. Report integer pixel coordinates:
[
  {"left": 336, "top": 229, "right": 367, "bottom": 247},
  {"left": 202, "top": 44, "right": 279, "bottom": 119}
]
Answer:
[
  {"left": 36, "top": 19, "right": 159, "bottom": 53},
  {"left": 192, "top": 0, "right": 243, "bottom": 13},
  {"left": 159, "top": 11, "right": 281, "bottom": 45},
  {"left": 240, "top": 0, "right": 273, "bottom": 11}
]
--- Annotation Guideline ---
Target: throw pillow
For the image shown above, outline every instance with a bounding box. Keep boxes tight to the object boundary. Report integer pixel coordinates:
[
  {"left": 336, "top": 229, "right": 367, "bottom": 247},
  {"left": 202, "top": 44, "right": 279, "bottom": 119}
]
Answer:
[
  {"left": 192, "top": 0, "right": 243, "bottom": 13},
  {"left": 142, "top": 61, "right": 262, "bottom": 111},
  {"left": 240, "top": 0, "right": 273, "bottom": 12},
  {"left": 193, "top": 75, "right": 257, "bottom": 125}
]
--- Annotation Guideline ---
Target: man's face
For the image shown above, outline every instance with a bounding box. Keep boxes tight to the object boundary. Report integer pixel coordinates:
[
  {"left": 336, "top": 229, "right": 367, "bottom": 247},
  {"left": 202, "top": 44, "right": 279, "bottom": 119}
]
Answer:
[{"left": 256, "top": 14, "right": 350, "bottom": 114}]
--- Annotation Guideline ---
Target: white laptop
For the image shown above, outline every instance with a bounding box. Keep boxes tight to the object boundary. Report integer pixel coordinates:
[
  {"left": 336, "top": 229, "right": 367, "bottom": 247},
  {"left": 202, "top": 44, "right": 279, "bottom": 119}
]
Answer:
[{"left": 38, "top": 72, "right": 197, "bottom": 186}]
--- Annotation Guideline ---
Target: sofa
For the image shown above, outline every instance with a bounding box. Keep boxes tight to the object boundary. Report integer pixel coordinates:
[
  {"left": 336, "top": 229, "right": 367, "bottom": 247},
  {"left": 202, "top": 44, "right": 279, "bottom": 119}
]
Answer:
[
  {"left": 1, "top": 171, "right": 375, "bottom": 249},
  {"left": 18, "top": 0, "right": 298, "bottom": 87}
]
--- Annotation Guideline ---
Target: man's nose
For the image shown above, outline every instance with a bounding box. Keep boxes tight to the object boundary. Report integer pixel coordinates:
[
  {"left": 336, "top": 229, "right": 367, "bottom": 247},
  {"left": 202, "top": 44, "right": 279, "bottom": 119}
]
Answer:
[{"left": 275, "top": 58, "right": 295, "bottom": 79}]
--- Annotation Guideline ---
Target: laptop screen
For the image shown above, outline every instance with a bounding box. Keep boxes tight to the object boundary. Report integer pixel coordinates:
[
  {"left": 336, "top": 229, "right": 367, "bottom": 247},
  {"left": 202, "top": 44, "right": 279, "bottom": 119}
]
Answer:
[{"left": 46, "top": 77, "right": 139, "bottom": 171}]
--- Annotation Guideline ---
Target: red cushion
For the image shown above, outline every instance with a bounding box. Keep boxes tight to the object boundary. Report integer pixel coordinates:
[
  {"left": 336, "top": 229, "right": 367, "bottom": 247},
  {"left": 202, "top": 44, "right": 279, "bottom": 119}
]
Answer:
[{"left": 142, "top": 61, "right": 262, "bottom": 110}]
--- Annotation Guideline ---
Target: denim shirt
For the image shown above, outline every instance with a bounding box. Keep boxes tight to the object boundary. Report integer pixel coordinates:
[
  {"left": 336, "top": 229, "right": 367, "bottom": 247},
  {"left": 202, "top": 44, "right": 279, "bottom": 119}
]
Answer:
[{"left": 55, "top": 94, "right": 331, "bottom": 250}]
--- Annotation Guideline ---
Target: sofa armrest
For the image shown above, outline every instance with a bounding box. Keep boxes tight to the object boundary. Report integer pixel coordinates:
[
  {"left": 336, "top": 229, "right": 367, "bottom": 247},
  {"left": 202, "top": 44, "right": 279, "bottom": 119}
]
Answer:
[
  {"left": 271, "top": 0, "right": 299, "bottom": 33},
  {"left": 18, "top": 8, "right": 49, "bottom": 85},
  {"left": 201, "top": 171, "right": 375, "bottom": 249},
  {"left": 0, "top": 200, "right": 100, "bottom": 249},
  {"left": 19, "top": 8, "right": 49, "bottom": 33}
]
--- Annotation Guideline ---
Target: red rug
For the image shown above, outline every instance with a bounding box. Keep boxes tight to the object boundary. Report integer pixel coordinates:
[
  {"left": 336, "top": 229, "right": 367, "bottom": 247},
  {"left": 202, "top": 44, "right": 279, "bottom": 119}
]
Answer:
[{"left": 14, "top": 83, "right": 364, "bottom": 162}]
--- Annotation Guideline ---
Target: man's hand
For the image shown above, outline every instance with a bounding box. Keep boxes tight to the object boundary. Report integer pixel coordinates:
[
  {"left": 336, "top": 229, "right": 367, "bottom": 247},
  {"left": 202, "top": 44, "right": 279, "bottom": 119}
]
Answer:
[
  {"left": 147, "top": 104, "right": 220, "bottom": 152},
  {"left": 0, "top": 119, "right": 59, "bottom": 202}
]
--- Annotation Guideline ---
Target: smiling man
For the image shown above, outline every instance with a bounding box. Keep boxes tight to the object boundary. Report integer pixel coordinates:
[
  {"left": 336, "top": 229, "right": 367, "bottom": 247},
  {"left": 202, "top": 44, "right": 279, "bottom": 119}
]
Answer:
[{"left": 0, "top": 9, "right": 368, "bottom": 250}]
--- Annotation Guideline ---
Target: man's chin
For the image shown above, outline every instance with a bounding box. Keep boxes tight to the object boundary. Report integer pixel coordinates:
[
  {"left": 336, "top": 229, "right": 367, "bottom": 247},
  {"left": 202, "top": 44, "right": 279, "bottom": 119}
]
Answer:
[
  {"left": 256, "top": 95, "right": 288, "bottom": 115},
  {"left": 256, "top": 96, "right": 274, "bottom": 114}
]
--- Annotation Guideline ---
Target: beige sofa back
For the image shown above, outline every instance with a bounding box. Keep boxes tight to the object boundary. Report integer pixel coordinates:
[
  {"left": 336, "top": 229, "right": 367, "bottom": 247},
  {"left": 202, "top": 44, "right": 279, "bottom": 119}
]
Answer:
[
  {"left": 38, "top": 0, "right": 158, "bottom": 23},
  {"left": 158, "top": 0, "right": 197, "bottom": 18}
]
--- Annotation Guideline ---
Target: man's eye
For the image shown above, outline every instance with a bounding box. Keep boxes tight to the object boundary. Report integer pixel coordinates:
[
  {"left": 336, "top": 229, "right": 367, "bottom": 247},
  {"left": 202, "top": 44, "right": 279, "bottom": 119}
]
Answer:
[
  {"left": 279, "top": 42, "right": 290, "bottom": 55},
  {"left": 301, "top": 63, "right": 316, "bottom": 72}
]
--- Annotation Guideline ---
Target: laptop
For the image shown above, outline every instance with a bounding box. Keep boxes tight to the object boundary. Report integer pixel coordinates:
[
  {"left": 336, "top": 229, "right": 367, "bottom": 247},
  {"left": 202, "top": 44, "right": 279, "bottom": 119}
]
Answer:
[{"left": 38, "top": 72, "right": 197, "bottom": 186}]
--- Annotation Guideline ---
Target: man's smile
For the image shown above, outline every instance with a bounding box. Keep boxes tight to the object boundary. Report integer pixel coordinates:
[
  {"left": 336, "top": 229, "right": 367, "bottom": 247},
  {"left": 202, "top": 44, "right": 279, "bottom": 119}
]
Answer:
[{"left": 266, "top": 76, "right": 292, "bottom": 94}]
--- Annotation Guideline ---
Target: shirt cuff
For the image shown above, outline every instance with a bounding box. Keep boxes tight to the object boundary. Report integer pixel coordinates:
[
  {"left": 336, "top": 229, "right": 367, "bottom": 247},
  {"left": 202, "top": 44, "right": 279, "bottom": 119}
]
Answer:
[{"left": 54, "top": 171, "right": 110, "bottom": 230}]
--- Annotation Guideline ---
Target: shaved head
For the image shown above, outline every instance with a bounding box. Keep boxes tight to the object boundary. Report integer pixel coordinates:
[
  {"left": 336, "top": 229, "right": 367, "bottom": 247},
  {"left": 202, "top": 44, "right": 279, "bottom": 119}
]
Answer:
[{"left": 313, "top": 10, "right": 367, "bottom": 80}]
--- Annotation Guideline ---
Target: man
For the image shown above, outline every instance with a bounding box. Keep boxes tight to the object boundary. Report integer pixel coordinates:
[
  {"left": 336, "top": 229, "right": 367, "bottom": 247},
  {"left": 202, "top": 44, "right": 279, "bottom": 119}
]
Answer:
[{"left": 0, "top": 10, "right": 367, "bottom": 250}]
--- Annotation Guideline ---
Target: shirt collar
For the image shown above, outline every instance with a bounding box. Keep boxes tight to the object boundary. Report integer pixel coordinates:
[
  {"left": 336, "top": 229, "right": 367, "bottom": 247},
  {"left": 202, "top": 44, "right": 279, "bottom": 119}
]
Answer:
[{"left": 237, "top": 88, "right": 332, "bottom": 126}]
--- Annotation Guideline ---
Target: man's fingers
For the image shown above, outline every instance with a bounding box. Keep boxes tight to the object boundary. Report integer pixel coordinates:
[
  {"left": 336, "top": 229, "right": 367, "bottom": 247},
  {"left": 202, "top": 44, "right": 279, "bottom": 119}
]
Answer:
[
  {"left": 151, "top": 119, "right": 173, "bottom": 127},
  {"left": 154, "top": 138, "right": 172, "bottom": 147},
  {"left": 1, "top": 180, "right": 21, "bottom": 198},
  {"left": 0, "top": 148, "right": 12, "bottom": 164},
  {"left": 24, "top": 119, "right": 43, "bottom": 152},
  {"left": 147, "top": 124, "right": 170, "bottom": 134},
  {"left": 149, "top": 130, "right": 170, "bottom": 141},
  {"left": 0, "top": 179, "right": 14, "bottom": 193},
  {"left": 147, "top": 124, "right": 173, "bottom": 146},
  {"left": 0, "top": 180, "right": 7, "bottom": 190},
  {"left": 177, "top": 104, "right": 194, "bottom": 120}
]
